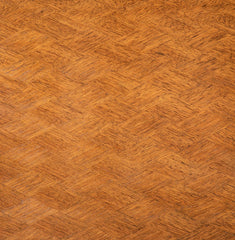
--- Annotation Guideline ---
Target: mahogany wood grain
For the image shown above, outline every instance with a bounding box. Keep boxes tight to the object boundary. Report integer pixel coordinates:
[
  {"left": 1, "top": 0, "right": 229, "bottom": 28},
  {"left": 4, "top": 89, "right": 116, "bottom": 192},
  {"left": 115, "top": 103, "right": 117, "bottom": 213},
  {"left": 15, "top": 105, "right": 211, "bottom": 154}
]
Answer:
[{"left": 0, "top": 0, "right": 235, "bottom": 239}]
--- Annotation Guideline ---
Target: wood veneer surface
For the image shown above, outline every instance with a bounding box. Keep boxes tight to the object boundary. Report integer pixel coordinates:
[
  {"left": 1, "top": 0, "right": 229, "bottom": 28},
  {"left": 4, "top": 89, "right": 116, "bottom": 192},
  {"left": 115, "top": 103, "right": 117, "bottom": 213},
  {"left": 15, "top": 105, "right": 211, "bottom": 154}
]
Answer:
[{"left": 0, "top": 0, "right": 235, "bottom": 239}]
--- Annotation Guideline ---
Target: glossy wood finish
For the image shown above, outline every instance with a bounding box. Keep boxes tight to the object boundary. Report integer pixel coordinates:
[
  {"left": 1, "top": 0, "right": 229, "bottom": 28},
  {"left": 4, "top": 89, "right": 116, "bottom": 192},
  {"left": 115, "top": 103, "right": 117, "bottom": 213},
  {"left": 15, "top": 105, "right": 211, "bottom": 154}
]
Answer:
[{"left": 0, "top": 0, "right": 235, "bottom": 239}]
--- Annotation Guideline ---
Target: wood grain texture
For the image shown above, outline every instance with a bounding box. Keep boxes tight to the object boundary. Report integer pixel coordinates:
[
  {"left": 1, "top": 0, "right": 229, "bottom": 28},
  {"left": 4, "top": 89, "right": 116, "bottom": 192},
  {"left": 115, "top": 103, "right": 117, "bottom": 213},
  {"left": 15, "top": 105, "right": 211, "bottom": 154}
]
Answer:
[{"left": 0, "top": 0, "right": 235, "bottom": 239}]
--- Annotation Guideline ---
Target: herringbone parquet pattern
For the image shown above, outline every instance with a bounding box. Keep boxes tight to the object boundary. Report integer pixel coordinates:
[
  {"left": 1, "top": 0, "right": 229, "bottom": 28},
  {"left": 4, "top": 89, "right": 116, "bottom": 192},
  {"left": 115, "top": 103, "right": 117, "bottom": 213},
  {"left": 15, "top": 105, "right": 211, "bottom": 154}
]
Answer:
[{"left": 0, "top": 0, "right": 235, "bottom": 239}]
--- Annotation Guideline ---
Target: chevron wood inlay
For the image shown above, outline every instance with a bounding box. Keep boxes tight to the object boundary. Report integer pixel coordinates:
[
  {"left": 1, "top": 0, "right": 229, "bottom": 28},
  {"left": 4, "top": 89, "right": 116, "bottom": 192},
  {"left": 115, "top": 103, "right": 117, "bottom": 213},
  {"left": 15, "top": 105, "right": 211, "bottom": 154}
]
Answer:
[{"left": 0, "top": 0, "right": 235, "bottom": 239}]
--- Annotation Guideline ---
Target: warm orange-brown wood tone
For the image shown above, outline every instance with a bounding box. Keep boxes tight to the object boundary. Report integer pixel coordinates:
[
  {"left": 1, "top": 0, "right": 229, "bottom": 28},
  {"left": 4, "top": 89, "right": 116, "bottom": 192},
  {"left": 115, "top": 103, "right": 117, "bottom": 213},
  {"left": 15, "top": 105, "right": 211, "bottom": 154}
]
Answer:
[{"left": 0, "top": 0, "right": 235, "bottom": 239}]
